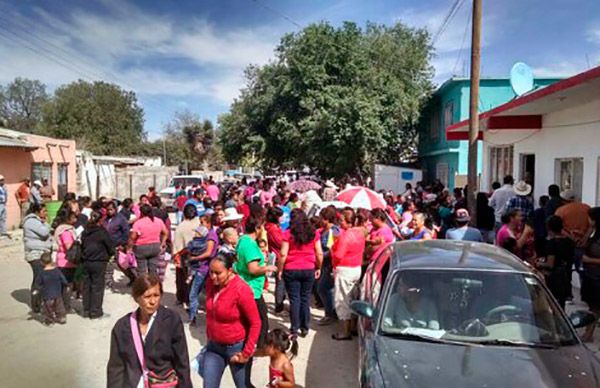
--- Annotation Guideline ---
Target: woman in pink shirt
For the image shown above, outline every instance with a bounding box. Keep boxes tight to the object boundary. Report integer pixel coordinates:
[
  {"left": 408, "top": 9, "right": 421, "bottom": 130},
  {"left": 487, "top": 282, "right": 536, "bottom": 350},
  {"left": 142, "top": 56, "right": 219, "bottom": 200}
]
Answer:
[
  {"left": 129, "top": 204, "right": 169, "bottom": 277},
  {"left": 53, "top": 209, "right": 78, "bottom": 311},
  {"left": 278, "top": 209, "right": 323, "bottom": 337},
  {"left": 260, "top": 181, "right": 277, "bottom": 208},
  {"left": 367, "top": 208, "right": 395, "bottom": 262},
  {"left": 331, "top": 208, "right": 366, "bottom": 340}
]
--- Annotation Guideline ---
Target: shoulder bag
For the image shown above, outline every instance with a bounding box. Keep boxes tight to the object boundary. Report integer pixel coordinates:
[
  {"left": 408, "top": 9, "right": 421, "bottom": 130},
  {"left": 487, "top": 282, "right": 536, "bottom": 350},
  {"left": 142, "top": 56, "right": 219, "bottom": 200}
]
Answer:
[{"left": 130, "top": 312, "right": 179, "bottom": 388}]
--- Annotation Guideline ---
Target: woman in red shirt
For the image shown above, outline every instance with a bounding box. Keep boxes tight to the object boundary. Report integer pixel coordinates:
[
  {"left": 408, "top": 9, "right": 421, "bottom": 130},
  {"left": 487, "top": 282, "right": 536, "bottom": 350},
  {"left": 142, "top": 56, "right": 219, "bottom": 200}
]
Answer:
[
  {"left": 331, "top": 209, "right": 365, "bottom": 340},
  {"left": 278, "top": 209, "right": 323, "bottom": 337},
  {"left": 265, "top": 206, "right": 286, "bottom": 313},
  {"left": 203, "top": 254, "right": 261, "bottom": 388}
]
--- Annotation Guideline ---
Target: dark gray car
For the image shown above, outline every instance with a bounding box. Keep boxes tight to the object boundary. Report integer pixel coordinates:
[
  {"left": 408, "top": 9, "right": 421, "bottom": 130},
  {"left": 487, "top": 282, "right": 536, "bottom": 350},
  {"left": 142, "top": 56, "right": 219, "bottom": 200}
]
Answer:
[{"left": 353, "top": 240, "right": 600, "bottom": 388}]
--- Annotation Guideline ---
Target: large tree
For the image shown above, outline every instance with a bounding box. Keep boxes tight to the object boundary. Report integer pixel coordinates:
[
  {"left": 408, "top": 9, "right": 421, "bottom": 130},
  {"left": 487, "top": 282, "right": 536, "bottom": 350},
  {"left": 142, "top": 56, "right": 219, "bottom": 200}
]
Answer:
[
  {"left": 218, "top": 21, "right": 433, "bottom": 177},
  {"left": 138, "top": 111, "right": 221, "bottom": 170},
  {"left": 0, "top": 77, "right": 49, "bottom": 133},
  {"left": 40, "top": 80, "right": 145, "bottom": 155}
]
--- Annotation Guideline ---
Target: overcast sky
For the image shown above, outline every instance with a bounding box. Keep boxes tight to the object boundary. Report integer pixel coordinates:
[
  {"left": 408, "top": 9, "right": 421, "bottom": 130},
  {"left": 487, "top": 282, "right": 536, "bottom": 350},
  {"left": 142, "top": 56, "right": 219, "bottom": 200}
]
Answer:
[{"left": 1, "top": 0, "right": 599, "bottom": 138}]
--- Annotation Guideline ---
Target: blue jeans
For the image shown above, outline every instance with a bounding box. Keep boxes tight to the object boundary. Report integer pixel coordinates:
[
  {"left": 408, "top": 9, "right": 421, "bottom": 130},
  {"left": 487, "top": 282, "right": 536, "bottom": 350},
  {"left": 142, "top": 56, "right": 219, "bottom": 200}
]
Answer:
[
  {"left": 0, "top": 203, "right": 6, "bottom": 235},
  {"left": 189, "top": 270, "right": 208, "bottom": 320},
  {"left": 284, "top": 269, "right": 315, "bottom": 332},
  {"left": 203, "top": 340, "right": 246, "bottom": 388},
  {"left": 317, "top": 255, "right": 336, "bottom": 318}
]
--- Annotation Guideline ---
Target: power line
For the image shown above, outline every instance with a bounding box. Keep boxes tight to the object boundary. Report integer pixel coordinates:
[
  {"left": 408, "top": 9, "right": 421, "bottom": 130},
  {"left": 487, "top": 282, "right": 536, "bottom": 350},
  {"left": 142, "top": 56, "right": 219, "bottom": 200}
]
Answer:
[
  {"left": 0, "top": 6, "right": 180, "bottom": 120},
  {"left": 251, "top": 0, "right": 302, "bottom": 28},
  {"left": 451, "top": 3, "right": 471, "bottom": 76},
  {"left": 432, "top": 0, "right": 466, "bottom": 46}
]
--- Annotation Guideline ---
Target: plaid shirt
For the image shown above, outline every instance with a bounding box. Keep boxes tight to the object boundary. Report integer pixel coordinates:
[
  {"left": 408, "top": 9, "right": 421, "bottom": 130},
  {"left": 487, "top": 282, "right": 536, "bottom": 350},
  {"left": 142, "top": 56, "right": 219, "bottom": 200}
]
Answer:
[{"left": 505, "top": 195, "right": 534, "bottom": 218}]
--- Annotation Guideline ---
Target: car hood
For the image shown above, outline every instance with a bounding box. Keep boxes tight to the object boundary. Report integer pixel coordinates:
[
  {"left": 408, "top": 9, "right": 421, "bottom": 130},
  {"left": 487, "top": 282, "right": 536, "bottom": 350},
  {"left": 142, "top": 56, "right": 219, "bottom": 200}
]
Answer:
[{"left": 375, "top": 336, "right": 600, "bottom": 388}]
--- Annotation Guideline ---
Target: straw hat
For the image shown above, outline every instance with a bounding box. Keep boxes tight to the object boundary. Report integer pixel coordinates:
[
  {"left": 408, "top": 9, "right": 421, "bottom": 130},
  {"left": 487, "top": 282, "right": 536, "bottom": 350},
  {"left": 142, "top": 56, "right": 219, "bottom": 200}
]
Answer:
[
  {"left": 221, "top": 207, "right": 243, "bottom": 221},
  {"left": 513, "top": 180, "right": 532, "bottom": 196}
]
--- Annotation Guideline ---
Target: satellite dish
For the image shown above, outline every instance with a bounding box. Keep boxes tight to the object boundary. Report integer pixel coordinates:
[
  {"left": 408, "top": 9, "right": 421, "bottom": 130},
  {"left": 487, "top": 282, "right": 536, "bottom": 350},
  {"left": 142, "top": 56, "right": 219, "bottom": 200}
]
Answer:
[{"left": 510, "top": 62, "right": 534, "bottom": 96}]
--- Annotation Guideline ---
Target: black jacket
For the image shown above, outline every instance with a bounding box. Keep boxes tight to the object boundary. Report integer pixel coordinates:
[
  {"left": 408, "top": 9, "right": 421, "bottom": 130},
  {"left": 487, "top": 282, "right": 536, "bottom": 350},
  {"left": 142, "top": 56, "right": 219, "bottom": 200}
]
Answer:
[
  {"left": 107, "top": 306, "right": 192, "bottom": 388},
  {"left": 81, "top": 224, "right": 115, "bottom": 262}
]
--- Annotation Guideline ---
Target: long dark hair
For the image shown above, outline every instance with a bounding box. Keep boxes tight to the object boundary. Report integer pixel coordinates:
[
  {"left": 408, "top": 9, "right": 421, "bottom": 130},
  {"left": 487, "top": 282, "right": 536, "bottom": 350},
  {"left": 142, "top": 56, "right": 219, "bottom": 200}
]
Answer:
[
  {"left": 266, "top": 206, "right": 283, "bottom": 224},
  {"left": 140, "top": 204, "right": 154, "bottom": 221},
  {"left": 289, "top": 208, "right": 315, "bottom": 245},
  {"left": 86, "top": 211, "right": 103, "bottom": 228}
]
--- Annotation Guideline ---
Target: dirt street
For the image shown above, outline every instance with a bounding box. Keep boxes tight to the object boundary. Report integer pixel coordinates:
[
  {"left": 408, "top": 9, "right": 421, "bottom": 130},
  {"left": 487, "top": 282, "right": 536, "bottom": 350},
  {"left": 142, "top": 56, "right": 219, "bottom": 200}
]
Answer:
[{"left": 0, "top": 232, "right": 357, "bottom": 387}]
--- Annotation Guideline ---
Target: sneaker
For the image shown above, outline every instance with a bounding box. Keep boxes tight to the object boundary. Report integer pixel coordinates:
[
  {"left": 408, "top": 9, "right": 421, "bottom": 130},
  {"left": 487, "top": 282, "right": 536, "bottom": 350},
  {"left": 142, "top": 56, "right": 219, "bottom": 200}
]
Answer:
[
  {"left": 317, "top": 316, "right": 336, "bottom": 326},
  {"left": 299, "top": 328, "right": 309, "bottom": 338}
]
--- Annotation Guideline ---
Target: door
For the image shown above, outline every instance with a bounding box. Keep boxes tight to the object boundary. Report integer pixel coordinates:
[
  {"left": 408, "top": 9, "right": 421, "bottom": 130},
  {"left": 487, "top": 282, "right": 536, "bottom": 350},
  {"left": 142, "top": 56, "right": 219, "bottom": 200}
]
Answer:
[
  {"left": 520, "top": 154, "right": 535, "bottom": 191},
  {"left": 57, "top": 163, "right": 68, "bottom": 201}
]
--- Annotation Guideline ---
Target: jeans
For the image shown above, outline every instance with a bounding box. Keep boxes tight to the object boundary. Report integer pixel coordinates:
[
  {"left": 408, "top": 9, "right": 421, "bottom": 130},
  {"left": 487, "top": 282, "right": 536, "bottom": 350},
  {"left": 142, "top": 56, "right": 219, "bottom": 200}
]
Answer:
[
  {"left": 134, "top": 243, "right": 161, "bottom": 276},
  {"left": 274, "top": 276, "right": 286, "bottom": 312},
  {"left": 189, "top": 270, "right": 208, "bottom": 321},
  {"left": 82, "top": 261, "right": 107, "bottom": 317},
  {"left": 59, "top": 267, "right": 76, "bottom": 311},
  {"left": 284, "top": 269, "right": 315, "bottom": 332},
  {"left": 0, "top": 203, "right": 6, "bottom": 235},
  {"left": 28, "top": 259, "right": 44, "bottom": 313},
  {"left": 317, "top": 256, "right": 336, "bottom": 318},
  {"left": 203, "top": 340, "right": 247, "bottom": 388}
]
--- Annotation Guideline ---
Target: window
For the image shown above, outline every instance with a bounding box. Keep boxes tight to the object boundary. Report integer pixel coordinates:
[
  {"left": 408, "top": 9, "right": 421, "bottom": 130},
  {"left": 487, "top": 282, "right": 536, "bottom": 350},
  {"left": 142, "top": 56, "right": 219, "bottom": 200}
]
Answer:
[
  {"left": 31, "top": 163, "right": 52, "bottom": 185},
  {"left": 429, "top": 109, "right": 440, "bottom": 141},
  {"left": 436, "top": 163, "right": 449, "bottom": 187},
  {"left": 555, "top": 158, "right": 583, "bottom": 201},
  {"left": 489, "top": 146, "right": 513, "bottom": 186},
  {"left": 443, "top": 101, "right": 454, "bottom": 129}
]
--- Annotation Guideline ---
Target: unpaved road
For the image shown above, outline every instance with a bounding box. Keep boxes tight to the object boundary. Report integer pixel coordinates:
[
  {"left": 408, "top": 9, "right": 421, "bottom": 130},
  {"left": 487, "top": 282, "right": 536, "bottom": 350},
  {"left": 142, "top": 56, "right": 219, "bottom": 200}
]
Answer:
[{"left": 0, "top": 233, "right": 357, "bottom": 387}]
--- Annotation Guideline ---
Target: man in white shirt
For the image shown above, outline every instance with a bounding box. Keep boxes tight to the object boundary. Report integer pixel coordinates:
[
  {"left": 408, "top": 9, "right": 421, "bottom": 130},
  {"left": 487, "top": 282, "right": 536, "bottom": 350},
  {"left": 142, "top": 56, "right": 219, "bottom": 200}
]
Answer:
[{"left": 488, "top": 175, "right": 516, "bottom": 226}]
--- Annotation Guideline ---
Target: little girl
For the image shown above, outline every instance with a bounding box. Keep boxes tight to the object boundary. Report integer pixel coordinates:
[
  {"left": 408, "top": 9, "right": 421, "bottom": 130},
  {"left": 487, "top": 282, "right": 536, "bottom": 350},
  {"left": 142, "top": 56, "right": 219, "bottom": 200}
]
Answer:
[{"left": 265, "top": 329, "right": 297, "bottom": 388}]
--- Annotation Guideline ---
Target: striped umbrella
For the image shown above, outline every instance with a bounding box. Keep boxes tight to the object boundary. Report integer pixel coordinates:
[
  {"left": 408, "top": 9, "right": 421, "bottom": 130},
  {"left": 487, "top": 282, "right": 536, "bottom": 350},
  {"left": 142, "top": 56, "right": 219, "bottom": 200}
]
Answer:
[{"left": 335, "top": 186, "right": 386, "bottom": 210}]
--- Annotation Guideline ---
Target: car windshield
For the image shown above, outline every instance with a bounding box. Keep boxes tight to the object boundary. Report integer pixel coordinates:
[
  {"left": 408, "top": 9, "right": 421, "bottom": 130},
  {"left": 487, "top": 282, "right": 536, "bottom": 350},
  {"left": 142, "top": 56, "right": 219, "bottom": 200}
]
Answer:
[
  {"left": 170, "top": 177, "right": 202, "bottom": 187},
  {"left": 380, "top": 270, "right": 577, "bottom": 347}
]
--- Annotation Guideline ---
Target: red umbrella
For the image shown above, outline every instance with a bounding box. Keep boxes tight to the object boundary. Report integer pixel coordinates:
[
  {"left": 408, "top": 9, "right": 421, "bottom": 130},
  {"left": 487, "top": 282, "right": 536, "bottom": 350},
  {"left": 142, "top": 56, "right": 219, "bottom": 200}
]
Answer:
[{"left": 335, "top": 186, "right": 386, "bottom": 210}]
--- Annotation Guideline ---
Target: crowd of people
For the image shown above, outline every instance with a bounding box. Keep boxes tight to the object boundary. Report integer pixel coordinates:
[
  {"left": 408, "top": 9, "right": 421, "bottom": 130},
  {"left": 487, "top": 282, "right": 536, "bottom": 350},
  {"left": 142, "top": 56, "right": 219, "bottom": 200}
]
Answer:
[{"left": 14, "top": 172, "right": 600, "bottom": 387}]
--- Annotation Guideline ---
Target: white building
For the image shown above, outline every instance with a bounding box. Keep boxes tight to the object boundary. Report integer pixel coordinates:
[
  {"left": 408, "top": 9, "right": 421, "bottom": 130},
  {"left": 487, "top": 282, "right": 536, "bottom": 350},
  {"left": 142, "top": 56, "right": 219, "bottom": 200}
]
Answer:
[{"left": 446, "top": 66, "right": 600, "bottom": 206}]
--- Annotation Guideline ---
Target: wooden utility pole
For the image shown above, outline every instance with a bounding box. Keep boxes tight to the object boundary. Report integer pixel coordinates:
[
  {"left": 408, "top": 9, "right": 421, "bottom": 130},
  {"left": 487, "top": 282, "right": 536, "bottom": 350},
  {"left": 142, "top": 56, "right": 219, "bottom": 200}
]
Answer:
[{"left": 467, "top": 0, "right": 482, "bottom": 224}]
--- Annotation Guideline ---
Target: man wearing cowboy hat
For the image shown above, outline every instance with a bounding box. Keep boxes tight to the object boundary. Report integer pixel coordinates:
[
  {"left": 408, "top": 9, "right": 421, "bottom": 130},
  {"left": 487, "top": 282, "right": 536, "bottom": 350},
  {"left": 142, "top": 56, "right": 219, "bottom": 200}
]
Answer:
[
  {"left": 505, "top": 180, "right": 534, "bottom": 219},
  {"left": 0, "top": 174, "right": 9, "bottom": 238}
]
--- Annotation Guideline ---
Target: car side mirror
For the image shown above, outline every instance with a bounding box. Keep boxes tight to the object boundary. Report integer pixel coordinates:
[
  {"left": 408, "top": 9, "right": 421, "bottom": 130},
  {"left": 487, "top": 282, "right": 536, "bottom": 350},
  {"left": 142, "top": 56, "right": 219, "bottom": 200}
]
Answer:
[
  {"left": 570, "top": 310, "right": 597, "bottom": 329},
  {"left": 351, "top": 300, "right": 375, "bottom": 319}
]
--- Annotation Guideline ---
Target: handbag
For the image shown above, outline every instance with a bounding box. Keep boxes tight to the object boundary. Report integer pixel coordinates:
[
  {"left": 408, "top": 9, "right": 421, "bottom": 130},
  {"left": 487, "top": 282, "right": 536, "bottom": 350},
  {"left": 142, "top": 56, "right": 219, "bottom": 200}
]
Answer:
[
  {"left": 118, "top": 251, "right": 137, "bottom": 270},
  {"left": 66, "top": 241, "right": 82, "bottom": 265},
  {"left": 130, "top": 312, "right": 179, "bottom": 388}
]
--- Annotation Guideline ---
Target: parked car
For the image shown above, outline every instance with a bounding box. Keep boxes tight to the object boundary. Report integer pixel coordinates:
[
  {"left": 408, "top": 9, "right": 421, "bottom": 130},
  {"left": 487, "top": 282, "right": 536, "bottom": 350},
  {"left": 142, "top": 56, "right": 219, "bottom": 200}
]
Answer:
[
  {"left": 353, "top": 240, "right": 600, "bottom": 387},
  {"left": 159, "top": 174, "right": 205, "bottom": 210}
]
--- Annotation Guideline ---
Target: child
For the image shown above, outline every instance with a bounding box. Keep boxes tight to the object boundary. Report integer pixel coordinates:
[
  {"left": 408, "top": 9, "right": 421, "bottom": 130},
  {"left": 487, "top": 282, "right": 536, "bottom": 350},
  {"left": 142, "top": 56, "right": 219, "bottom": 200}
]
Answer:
[
  {"left": 217, "top": 227, "right": 238, "bottom": 261},
  {"left": 265, "top": 328, "right": 297, "bottom": 388},
  {"left": 35, "top": 252, "right": 68, "bottom": 325},
  {"left": 258, "top": 238, "right": 276, "bottom": 268},
  {"left": 186, "top": 225, "right": 209, "bottom": 284},
  {"left": 537, "top": 215, "right": 574, "bottom": 309}
]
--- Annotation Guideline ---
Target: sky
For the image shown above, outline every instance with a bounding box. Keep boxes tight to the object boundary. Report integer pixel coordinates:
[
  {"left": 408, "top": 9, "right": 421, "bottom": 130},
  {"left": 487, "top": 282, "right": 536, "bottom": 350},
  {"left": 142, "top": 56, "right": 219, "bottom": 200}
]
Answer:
[{"left": 1, "top": 0, "right": 599, "bottom": 140}]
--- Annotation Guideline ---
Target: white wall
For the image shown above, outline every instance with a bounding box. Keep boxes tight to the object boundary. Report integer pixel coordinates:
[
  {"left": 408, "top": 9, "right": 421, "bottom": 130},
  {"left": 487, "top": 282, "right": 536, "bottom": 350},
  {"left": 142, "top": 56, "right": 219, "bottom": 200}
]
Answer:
[{"left": 481, "top": 98, "right": 600, "bottom": 206}]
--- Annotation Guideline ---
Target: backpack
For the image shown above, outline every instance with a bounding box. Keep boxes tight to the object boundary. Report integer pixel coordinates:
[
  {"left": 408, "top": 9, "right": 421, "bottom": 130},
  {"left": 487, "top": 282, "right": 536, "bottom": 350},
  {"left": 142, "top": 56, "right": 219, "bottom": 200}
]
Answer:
[{"left": 66, "top": 240, "right": 82, "bottom": 265}]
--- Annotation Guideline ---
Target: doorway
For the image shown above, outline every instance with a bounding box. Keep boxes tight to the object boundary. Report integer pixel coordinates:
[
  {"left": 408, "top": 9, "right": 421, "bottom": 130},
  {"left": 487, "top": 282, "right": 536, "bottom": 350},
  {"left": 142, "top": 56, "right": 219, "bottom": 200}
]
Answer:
[{"left": 520, "top": 154, "right": 535, "bottom": 191}]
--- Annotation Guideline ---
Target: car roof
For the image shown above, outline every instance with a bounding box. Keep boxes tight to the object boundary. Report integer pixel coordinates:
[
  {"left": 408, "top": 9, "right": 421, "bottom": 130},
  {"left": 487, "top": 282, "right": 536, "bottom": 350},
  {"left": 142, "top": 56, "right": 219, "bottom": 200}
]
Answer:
[{"left": 390, "top": 240, "right": 532, "bottom": 273}]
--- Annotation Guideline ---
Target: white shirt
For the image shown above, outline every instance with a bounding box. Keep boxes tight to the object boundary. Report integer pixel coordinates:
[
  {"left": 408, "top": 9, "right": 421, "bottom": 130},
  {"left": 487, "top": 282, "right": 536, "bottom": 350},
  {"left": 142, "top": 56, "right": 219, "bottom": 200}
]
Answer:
[{"left": 488, "top": 184, "right": 516, "bottom": 223}]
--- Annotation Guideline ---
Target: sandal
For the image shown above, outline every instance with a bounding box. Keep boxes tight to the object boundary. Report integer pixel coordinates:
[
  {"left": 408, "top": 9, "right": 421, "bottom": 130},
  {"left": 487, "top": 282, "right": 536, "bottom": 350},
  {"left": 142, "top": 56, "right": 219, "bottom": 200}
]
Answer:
[{"left": 331, "top": 333, "right": 352, "bottom": 341}]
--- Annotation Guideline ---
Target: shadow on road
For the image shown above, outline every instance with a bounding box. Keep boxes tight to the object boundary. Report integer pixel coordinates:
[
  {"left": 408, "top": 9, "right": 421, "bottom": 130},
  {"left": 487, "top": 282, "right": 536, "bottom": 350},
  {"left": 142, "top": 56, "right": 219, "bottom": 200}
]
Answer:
[{"left": 11, "top": 288, "right": 30, "bottom": 306}]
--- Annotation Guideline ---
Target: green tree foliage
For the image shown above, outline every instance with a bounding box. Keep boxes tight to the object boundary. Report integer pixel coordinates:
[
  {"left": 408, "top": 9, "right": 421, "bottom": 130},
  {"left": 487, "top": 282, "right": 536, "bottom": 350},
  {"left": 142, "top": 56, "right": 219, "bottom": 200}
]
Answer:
[
  {"left": 138, "top": 111, "right": 221, "bottom": 170},
  {"left": 40, "top": 80, "right": 145, "bottom": 155},
  {"left": 0, "top": 77, "right": 49, "bottom": 133},
  {"left": 218, "top": 21, "right": 433, "bottom": 177}
]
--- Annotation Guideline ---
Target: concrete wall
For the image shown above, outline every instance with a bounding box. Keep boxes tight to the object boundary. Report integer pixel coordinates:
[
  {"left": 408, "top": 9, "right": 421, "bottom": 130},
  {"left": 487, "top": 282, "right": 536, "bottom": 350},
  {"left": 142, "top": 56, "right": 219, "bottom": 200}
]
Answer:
[
  {"left": 481, "top": 98, "right": 600, "bottom": 205},
  {"left": 1, "top": 133, "right": 76, "bottom": 230},
  {"left": 115, "top": 166, "right": 178, "bottom": 200}
]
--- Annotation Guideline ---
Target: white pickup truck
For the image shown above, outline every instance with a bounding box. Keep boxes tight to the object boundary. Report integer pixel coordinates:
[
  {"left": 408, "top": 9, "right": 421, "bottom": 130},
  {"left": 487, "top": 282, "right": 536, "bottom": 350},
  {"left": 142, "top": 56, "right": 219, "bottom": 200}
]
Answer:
[{"left": 159, "top": 175, "right": 205, "bottom": 210}]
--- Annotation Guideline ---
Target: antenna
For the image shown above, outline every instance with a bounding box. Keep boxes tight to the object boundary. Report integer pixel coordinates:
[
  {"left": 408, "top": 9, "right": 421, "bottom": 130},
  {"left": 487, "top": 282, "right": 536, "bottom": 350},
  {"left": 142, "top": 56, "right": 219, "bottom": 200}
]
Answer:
[{"left": 510, "top": 62, "right": 534, "bottom": 96}]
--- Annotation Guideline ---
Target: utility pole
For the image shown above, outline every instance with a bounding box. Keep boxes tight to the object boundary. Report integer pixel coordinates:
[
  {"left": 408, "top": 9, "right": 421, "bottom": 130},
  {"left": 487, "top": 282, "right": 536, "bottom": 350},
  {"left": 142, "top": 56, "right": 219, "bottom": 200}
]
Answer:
[{"left": 467, "top": 0, "right": 482, "bottom": 224}]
